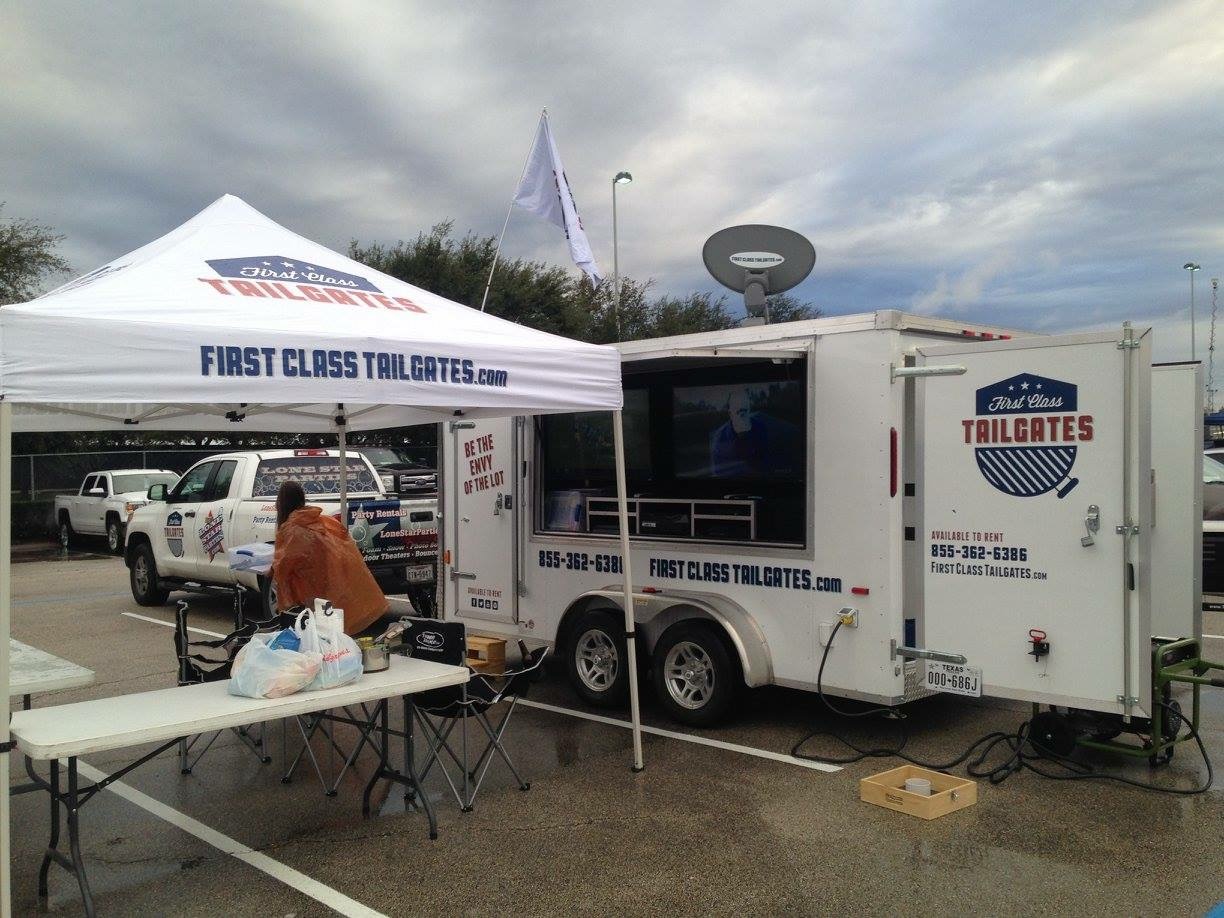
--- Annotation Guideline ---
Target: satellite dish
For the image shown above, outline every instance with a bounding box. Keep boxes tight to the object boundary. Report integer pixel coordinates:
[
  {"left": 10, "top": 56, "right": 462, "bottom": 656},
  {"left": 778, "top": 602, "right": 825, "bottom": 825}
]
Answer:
[{"left": 702, "top": 225, "right": 816, "bottom": 321}]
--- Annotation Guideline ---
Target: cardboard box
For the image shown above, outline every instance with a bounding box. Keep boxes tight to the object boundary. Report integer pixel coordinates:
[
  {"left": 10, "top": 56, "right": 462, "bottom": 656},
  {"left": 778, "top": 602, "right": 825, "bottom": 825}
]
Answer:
[{"left": 859, "top": 765, "right": 977, "bottom": 820}]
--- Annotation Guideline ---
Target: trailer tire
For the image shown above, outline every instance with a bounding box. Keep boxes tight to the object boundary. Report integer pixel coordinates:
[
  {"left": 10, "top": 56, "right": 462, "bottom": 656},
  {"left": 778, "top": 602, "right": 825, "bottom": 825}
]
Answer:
[
  {"left": 652, "top": 623, "right": 737, "bottom": 726},
  {"left": 566, "top": 609, "right": 629, "bottom": 707},
  {"left": 130, "top": 543, "right": 170, "bottom": 606}
]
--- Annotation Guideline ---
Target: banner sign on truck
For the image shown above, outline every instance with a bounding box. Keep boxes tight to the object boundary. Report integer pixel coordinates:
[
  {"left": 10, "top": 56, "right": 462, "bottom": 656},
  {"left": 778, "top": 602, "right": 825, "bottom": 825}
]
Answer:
[{"left": 346, "top": 499, "right": 438, "bottom": 566}]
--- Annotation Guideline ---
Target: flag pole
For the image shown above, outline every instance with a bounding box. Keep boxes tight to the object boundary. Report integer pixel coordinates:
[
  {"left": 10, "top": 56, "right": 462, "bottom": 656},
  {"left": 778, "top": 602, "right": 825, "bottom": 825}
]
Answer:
[{"left": 479, "top": 109, "right": 547, "bottom": 312}]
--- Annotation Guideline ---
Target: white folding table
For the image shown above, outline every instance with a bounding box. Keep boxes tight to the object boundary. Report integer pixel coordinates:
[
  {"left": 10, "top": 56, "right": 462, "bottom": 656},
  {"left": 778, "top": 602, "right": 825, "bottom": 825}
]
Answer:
[
  {"left": 10, "top": 655, "right": 468, "bottom": 917},
  {"left": 9, "top": 640, "right": 96, "bottom": 799},
  {"left": 10, "top": 639, "right": 95, "bottom": 700}
]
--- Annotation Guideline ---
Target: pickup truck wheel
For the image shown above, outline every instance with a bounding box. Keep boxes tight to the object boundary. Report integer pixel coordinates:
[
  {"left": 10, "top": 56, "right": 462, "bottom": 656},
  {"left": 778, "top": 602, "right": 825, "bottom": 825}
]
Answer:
[
  {"left": 130, "top": 543, "right": 170, "bottom": 606},
  {"left": 260, "top": 575, "right": 279, "bottom": 620},
  {"left": 106, "top": 517, "right": 124, "bottom": 555},
  {"left": 58, "top": 518, "right": 73, "bottom": 550},
  {"left": 566, "top": 609, "right": 629, "bottom": 707},
  {"left": 651, "top": 623, "right": 737, "bottom": 726}
]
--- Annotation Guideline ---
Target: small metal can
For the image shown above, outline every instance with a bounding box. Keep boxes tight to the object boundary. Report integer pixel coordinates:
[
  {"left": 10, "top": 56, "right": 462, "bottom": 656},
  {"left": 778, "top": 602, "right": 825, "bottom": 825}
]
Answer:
[{"left": 358, "top": 637, "right": 389, "bottom": 673}]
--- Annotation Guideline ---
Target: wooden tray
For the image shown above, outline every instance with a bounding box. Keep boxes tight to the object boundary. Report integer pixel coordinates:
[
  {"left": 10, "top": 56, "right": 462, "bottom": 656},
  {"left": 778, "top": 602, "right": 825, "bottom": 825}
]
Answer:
[
  {"left": 466, "top": 635, "right": 507, "bottom": 674},
  {"left": 859, "top": 765, "right": 977, "bottom": 820}
]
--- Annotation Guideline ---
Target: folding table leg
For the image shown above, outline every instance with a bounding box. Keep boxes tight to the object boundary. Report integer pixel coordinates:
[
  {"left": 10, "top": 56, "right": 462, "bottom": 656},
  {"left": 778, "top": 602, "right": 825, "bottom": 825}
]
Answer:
[
  {"left": 401, "top": 696, "right": 438, "bottom": 838},
  {"left": 361, "top": 700, "right": 389, "bottom": 819},
  {"left": 67, "top": 757, "right": 96, "bottom": 916},
  {"left": 37, "top": 759, "right": 61, "bottom": 907}
]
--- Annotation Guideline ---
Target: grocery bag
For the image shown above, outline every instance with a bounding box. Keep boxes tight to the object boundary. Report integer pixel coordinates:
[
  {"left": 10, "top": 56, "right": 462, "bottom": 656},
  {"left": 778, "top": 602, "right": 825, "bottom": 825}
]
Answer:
[
  {"left": 228, "top": 632, "right": 322, "bottom": 699},
  {"left": 295, "top": 601, "right": 363, "bottom": 690}
]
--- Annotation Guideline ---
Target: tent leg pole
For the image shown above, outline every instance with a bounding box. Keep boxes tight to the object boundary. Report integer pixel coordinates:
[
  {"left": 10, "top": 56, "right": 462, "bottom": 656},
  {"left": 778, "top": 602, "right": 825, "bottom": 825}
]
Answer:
[
  {"left": 612, "top": 410, "right": 644, "bottom": 772},
  {"left": 337, "top": 404, "right": 348, "bottom": 523},
  {"left": 2, "top": 399, "right": 13, "bottom": 918}
]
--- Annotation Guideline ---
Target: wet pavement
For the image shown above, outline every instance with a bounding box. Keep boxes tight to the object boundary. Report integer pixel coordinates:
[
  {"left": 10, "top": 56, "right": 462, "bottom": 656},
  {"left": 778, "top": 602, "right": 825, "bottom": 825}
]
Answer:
[{"left": 7, "top": 554, "right": 1224, "bottom": 916}]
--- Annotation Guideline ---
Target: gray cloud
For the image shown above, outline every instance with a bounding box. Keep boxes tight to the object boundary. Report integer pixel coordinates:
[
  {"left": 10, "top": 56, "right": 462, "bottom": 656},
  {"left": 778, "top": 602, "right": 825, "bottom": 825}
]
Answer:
[{"left": 3, "top": 0, "right": 1223, "bottom": 367}]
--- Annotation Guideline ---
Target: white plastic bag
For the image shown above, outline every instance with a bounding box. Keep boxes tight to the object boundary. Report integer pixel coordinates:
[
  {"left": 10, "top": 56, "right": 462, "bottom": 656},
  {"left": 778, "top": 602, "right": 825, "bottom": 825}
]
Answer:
[
  {"left": 295, "top": 600, "right": 363, "bottom": 691},
  {"left": 228, "top": 632, "right": 322, "bottom": 699}
]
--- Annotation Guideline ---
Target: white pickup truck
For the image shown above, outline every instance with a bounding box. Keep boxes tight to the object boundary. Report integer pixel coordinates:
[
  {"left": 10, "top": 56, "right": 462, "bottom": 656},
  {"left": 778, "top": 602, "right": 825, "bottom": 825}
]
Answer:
[
  {"left": 123, "top": 449, "right": 439, "bottom": 615},
  {"left": 55, "top": 469, "right": 181, "bottom": 554}
]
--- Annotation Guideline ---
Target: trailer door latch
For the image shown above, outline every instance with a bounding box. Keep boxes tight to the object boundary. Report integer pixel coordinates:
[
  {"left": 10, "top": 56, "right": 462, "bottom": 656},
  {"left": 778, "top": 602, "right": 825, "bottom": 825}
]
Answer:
[{"left": 1081, "top": 505, "right": 1099, "bottom": 547}]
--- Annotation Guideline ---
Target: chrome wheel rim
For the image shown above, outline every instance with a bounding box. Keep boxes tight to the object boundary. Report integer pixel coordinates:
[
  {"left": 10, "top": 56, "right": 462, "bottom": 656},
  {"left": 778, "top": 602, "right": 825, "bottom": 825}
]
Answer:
[
  {"left": 575, "top": 628, "right": 619, "bottom": 693},
  {"left": 59, "top": 523, "right": 69, "bottom": 549},
  {"left": 107, "top": 524, "right": 120, "bottom": 551},
  {"left": 133, "top": 555, "right": 150, "bottom": 594},
  {"left": 663, "top": 640, "right": 715, "bottom": 710}
]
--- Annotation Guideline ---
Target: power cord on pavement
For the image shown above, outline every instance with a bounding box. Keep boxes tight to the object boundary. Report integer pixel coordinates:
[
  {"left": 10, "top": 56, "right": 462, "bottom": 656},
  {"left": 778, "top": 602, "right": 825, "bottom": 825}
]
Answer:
[{"left": 791, "top": 620, "right": 1213, "bottom": 795}]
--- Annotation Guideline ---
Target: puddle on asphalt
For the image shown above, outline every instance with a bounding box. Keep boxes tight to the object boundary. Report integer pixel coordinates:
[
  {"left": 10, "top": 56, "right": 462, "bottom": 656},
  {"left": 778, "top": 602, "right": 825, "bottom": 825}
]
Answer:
[{"left": 14, "top": 544, "right": 114, "bottom": 563}]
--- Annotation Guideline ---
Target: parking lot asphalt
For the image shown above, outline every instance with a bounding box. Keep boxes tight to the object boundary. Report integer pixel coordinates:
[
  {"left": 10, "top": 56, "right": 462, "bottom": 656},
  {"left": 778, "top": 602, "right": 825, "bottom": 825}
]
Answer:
[{"left": 7, "top": 549, "right": 1224, "bottom": 916}]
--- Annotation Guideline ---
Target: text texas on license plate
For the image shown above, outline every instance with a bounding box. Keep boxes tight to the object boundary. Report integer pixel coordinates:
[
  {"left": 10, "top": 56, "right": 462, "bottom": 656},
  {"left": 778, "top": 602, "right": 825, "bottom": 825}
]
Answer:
[{"left": 923, "top": 661, "right": 982, "bottom": 697}]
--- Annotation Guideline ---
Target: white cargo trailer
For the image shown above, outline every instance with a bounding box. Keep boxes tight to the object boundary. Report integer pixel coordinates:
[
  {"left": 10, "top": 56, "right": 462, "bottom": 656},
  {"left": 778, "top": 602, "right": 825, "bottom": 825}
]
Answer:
[{"left": 439, "top": 310, "right": 1207, "bottom": 732}]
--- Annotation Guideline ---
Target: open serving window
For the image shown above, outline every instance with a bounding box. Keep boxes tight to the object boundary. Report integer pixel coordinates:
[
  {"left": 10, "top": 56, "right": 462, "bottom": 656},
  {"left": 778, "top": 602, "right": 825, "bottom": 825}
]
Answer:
[{"left": 536, "top": 356, "right": 808, "bottom": 546}]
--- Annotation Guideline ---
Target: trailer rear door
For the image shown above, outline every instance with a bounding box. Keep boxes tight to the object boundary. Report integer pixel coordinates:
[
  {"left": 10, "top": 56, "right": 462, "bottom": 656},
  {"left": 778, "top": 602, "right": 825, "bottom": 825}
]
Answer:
[
  {"left": 446, "top": 417, "right": 520, "bottom": 625},
  {"left": 914, "top": 328, "right": 1152, "bottom": 717}
]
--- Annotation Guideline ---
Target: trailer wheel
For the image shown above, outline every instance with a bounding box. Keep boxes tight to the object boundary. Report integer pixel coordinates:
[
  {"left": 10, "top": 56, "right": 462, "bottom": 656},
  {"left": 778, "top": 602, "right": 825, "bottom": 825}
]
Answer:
[
  {"left": 566, "top": 609, "right": 628, "bottom": 707},
  {"left": 130, "top": 543, "right": 170, "bottom": 606},
  {"left": 652, "top": 623, "right": 736, "bottom": 726}
]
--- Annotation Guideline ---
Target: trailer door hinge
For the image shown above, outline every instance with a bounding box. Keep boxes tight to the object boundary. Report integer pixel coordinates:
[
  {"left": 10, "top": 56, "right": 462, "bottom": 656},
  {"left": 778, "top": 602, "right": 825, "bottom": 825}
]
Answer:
[
  {"left": 1116, "top": 339, "right": 1140, "bottom": 349},
  {"left": 1114, "top": 522, "right": 1140, "bottom": 535},
  {"left": 1116, "top": 694, "right": 1139, "bottom": 706}
]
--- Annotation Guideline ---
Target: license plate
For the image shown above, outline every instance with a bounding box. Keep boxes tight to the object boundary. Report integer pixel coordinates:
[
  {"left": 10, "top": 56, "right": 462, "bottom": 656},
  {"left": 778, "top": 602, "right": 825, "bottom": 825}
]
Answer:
[
  {"left": 405, "top": 564, "right": 433, "bottom": 583},
  {"left": 923, "top": 661, "right": 982, "bottom": 697}
]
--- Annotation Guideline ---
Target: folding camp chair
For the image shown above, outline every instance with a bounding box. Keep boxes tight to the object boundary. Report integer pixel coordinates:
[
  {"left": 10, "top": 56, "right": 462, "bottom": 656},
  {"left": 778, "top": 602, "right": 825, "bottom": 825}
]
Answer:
[
  {"left": 413, "top": 639, "right": 549, "bottom": 811},
  {"left": 173, "top": 598, "right": 277, "bottom": 773}
]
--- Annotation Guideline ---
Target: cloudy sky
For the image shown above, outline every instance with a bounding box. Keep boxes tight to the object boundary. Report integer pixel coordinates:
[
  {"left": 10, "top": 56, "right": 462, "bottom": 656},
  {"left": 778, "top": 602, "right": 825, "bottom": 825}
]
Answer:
[{"left": 3, "top": 1, "right": 1222, "bottom": 363}]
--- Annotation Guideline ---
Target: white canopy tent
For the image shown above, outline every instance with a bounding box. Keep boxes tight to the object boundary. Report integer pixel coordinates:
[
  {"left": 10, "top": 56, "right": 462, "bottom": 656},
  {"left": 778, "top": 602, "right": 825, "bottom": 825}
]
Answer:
[{"left": 0, "top": 195, "right": 645, "bottom": 913}]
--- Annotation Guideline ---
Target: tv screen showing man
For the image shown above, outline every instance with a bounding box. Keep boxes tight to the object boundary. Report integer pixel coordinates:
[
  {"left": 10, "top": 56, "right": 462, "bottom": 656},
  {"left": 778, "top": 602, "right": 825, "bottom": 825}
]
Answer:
[{"left": 674, "top": 381, "right": 802, "bottom": 479}]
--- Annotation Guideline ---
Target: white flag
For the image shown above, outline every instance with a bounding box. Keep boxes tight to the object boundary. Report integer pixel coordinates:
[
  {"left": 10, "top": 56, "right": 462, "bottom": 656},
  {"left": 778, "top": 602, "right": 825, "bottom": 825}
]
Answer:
[{"left": 513, "top": 113, "right": 602, "bottom": 282}]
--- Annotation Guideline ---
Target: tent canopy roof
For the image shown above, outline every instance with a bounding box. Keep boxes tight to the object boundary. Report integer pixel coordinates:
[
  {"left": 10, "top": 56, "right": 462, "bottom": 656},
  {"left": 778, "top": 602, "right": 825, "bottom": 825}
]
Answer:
[{"left": 0, "top": 195, "right": 621, "bottom": 432}]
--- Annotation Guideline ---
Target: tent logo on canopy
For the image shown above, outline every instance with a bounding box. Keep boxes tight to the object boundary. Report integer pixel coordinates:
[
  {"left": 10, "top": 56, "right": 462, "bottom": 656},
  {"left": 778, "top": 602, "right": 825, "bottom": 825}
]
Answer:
[{"left": 206, "top": 256, "right": 381, "bottom": 292}]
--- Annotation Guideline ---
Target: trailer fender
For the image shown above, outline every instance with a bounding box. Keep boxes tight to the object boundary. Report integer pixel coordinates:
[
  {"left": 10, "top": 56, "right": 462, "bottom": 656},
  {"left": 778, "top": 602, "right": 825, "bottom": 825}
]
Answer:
[{"left": 557, "top": 589, "right": 773, "bottom": 689}]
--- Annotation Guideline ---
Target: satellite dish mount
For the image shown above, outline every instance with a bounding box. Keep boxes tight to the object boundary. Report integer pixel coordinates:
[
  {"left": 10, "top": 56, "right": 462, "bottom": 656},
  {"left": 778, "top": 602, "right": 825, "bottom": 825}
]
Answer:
[{"left": 702, "top": 225, "right": 816, "bottom": 324}]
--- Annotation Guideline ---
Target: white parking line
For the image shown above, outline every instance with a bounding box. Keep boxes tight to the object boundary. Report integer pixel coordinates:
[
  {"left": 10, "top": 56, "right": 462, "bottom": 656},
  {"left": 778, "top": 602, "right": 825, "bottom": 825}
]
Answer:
[
  {"left": 122, "top": 611, "right": 224, "bottom": 638},
  {"left": 517, "top": 699, "right": 841, "bottom": 773},
  {"left": 75, "top": 762, "right": 387, "bottom": 918},
  {"left": 122, "top": 612, "right": 840, "bottom": 773},
  {"left": 119, "top": 614, "right": 837, "bottom": 773}
]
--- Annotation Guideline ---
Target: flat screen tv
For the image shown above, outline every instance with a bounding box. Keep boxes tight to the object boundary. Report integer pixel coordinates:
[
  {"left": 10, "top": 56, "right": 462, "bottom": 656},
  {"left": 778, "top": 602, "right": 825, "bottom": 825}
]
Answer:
[{"left": 673, "top": 380, "right": 803, "bottom": 480}]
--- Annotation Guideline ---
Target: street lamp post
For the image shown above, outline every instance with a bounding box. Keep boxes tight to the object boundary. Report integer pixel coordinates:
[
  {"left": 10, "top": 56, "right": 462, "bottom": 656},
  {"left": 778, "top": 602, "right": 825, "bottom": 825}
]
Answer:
[
  {"left": 1186, "top": 262, "right": 1202, "bottom": 361},
  {"left": 612, "top": 171, "right": 633, "bottom": 337}
]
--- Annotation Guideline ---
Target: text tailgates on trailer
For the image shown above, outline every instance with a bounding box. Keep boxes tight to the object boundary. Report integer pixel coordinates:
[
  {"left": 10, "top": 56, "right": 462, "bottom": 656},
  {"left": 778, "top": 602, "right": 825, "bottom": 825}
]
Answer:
[{"left": 962, "top": 372, "right": 1092, "bottom": 500}]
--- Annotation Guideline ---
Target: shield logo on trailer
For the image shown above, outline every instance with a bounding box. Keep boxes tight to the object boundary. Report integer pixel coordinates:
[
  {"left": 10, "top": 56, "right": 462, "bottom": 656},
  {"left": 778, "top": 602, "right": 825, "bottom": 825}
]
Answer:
[{"left": 970, "top": 373, "right": 1081, "bottom": 499}]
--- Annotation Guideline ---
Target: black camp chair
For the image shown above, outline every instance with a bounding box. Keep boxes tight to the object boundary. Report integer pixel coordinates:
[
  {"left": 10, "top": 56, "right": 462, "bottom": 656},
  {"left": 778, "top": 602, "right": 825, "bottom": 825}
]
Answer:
[
  {"left": 405, "top": 620, "right": 549, "bottom": 811},
  {"left": 173, "top": 597, "right": 279, "bottom": 772}
]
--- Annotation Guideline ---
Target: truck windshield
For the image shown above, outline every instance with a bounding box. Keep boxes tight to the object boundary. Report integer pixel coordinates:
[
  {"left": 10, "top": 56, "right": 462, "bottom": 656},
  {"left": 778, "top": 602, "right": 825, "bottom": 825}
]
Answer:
[
  {"left": 111, "top": 472, "right": 180, "bottom": 495},
  {"left": 253, "top": 457, "right": 380, "bottom": 498}
]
